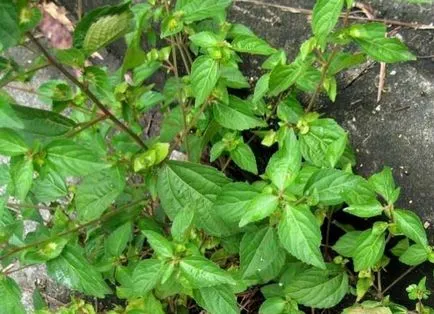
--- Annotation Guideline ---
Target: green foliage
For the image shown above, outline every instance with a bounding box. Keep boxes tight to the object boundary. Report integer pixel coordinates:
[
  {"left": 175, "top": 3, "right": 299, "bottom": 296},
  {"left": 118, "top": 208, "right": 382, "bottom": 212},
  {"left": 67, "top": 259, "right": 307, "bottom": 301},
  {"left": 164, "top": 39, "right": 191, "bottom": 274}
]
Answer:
[{"left": 0, "top": 0, "right": 431, "bottom": 313}]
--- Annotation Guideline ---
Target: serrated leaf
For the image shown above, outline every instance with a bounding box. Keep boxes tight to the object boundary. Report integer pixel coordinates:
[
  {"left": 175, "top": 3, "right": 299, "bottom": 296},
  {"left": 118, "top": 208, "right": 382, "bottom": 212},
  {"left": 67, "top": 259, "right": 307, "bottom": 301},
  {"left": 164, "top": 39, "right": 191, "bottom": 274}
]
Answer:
[
  {"left": 47, "top": 245, "right": 111, "bottom": 298},
  {"left": 232, "top": 35, "right": 276, "bottom": 55},
  {"left": 351, "top": 227, "right": 386, "bottom": 271},
  {"left": 333, "top": 231, "right": 363, "bottom": 257},
  {"left": 31, "top": 170, "right": 68, "bottom": 203},
  {"left": 240, "top": 227, "right": 279, "bottom": 278},
  {"left": 220, "top": 66, "right": 250, "bottom": 89},
  {"left": 190, "top": 31, "right": 221, "bottom": 48},
  {"left": 181, "top": 0, "right": 232, "bottom": 23},
  {"left": 0, "top": 1, "right": 20, "bottom": 51},
  {"left": 328, "top": 53, "right": 366, "bottom": 75},
  {"left": 394, "top": 209, "right": 427, "bottom": 246},
  {"left": 213, "top": 96, "right": 266, "bottom": 130},
  {"left": 213, "top": 182, "right": 260, "bottom": 230},
  {"left": 130, "top": 259, "right": 164, "bottom": 296},
  {"left": 191, "top": 55, "right": 220, "bottom": 107},
  {"left": 390, "top": 238, "right": 409, "bottom": 257},
  {"left": 368, "top": 167, "right": 400, "bottom": 204},
  {"left": 350, "top": 30, "right": 416, "bottom": 63},
  {"left": 285, "top": 264, "right": 348, "bottom": 308},
  {"left": 9, "top": 155, "right": 33, "bottom": 201},
  {"left": 46, "top": 139, "right": 109, "bottom": 177},
  {"left": 193, "top": 285, "right": 239, "bottom": 314},
  {"left": 142, "top": 230, "right": 174, "bottom": 258},
  {"left": 253, "top": 74, "right": 270, "bottom": 103},
  {"left": 299, "top": 118, "right": 347, "bottom": 168},
  {"left": 105, "top": 222, "right": 131, "bottom": 257},
  {"left": 230, "top": 143, "right": 258, "bottom": 174},
  {"left": 0, "top": 101, "right": 76, "bottom": 138},
  {"left": 160, "top": 106, "right": 184, "bottom": 142},
  {"left": 239, "top": 194, "right": 279, "bottom": 227},
  {"left": 0, "top": 275, "right": 26, "bottom": 314},
  {"left": 55, "top": 48, "right": 86, "bottom": 68},
  {"left": 180, "top": 256, "right": 236, "bottom": 288},
  {"left": 259, "top": 297, "right": 286, "bottom": 314},
  {"left": 75, "top": 167, "right": 124, "bottom": 222},
  {"left": 136, "top": 91, "right": 165, "bottom": 113},
  {"left": 171, "top": 207, "right": 195, "bottom": 241},
  {"left": 305, "top": 169, "right": 375, "bottom": 206},
  {"left": 157, "top": 161, "right": 231, "bottom": 236},
  {"left": 0, "top": 128, "right": 28, "bottom": 156},
  {"left": 268, "top": 63, "right": 305, "bottom": 96},
  {"left": 312, "top": 0, "right": 344, "bottom": 47},
  {"left": 83, "top": 10, "right": 133, "bottom": 54},
  {"left": 278, "top": 205, "right": 325, "bottom": 269},
  {"left": 399, "top": 244, "right": 428, "bottom": 266},
  {"left": 343, "top": 201, "right": 383, "bottom": 218},
  {"left": 265, "top": 129, "right": 301, "bottom": 191},
  {"left": 277, "top": 96, "right": 304, "bottom": 124}
]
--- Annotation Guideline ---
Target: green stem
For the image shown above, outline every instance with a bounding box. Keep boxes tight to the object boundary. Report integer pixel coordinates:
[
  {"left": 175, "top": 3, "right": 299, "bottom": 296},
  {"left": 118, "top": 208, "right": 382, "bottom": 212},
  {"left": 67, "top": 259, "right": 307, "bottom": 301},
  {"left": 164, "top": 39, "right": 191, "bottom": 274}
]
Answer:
[
  {"left": 26, "top": 32, "right": 148, "bottom": 150},
  {"left": 0, "top": 198, "right": 148, "bottom": 261}
]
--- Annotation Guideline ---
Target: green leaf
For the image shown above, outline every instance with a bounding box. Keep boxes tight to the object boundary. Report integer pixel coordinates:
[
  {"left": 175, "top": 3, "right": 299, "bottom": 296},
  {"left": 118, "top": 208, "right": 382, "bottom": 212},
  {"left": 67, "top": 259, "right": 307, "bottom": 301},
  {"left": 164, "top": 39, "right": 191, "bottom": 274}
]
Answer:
[
  {"left": 55, "top": 48, "right": 86, "bottom": 68},
  {"left": 259, "top": 298, "right": 287, "bottom": 314},
  {"left": 343, "top": 201, "right": 383, "bottom": 218},
  {"left": 232, "top": 35, "right": 276, "bottom": 55},
  {"left": 312, "top": 0, "right": 344, "bottom": 48},
  {"left": 268, "top": 63, "right": 305, "bottom": 96},
  {"left": 180, "top": 256, "right": 236, "bottom": 288},
  {"left": 368, "top": 167, "right": 400, "bottom": 204},
  {"left": 390, "top": 238, "right": 409, "bottom": 257},
  {"left": 191, "top": 55, "right": 220, "bottom": 107},
  {"left": 210, "top": 141, "right": 226, "bottom": 162},
  {"left": 171, "top": 207, "right": 195, "bottom": 242},
  {"left": 0, "top": 275, "right": 26, "bottom": 314},
  {"left": 142, "top": 230, "right": 174, "bottom": 259},
  {"left": 213, "top": 96, "right": 266, "bottom": 130},
  {"left": 278, "top": 205, "right": 325, "bottom": 269},
  {"left": 240, "top": 227, "right": 280, "bottom": 278},
  {"left": 9, "top": 155, "right": 33, "bottom": 201},
  {"left": 37, "top": 80, "right": 74, "bottom": 104},
  {"left": 160, "top": 106, "right": 184, "bottom": 142},
  {"left": 0, "top": 164, "right": 10, "bottom": 185},
  {"left": 105, "top": 222, "right": 131, "bottom": 257},
  {"left": 0, "top": 100, "right": 76, "bottom": 138},
  {"left": 351, "top": 225, "right": 387, "bottom": 271},
  {"left": 75, "top": 167, "right": 124, "bottom": 221},
  {"left": 220, "top": 66, "right": 250, "bottom": 89},
  {"left": 253, "top": 74, "right": 270, "bottom": 103},
  {"left": 351, "top": 37, "right": 416, "bottom": 63},
  {"left": 239, "top": 194, "right": 279, "bottom": 227},
  {"left": 265, "top": 129, "right": 301, "bottom": 191},
  {"left": 0, "top": 0, "right": 20, "bottom": 51},
  {"left": 0, "top": 128, "right": 28, "bottom": 156},
  {"left": 83, "top": 10, "right": 133, "bottom": 54},
  {"left": 299, "top": 118, "right": 347, "bottom": 168},
  {"left": 190, "top": 31, "right": 221, "bottom": 48},
  {"left": 399, "top": 244, "right": 428, "bottom": 266},
  {"left": 46, "top": 139, "right": 109, "bottom": 177},
  {"left": 133, "top": 60, "right": 161, "bottom": 85},
  {"left": 305, "top": 169, "right": 375, "bottom": 206},
  {"left": 394, "top": 209, "right": 428, "bottom": 246},
  {"left": 136, "top": 91, "right": 165, "bottom": 113},
  {"left": 161, "top": 14, "right": 183, "bottom": 38},
  {"left": 131, "top": 259, "right": 164, "bottom": 296},
  {"left": 328, "top": 53, "right": 366, "bottom": 75},
  {"left": 31, "top": 170, "right": 68, "bottom": 203},
  {"left": 213, "top": 182, "right": 260, "bottom": 229},
  {"left": 181, "top": 0, "right": 232, "bottom": 23},
  {"left": 157, "top": 161, "right": 231, "bottom": 236},
  {"left": 285, "top": 264, "right": 348, "bottom": 308},
  {"left": 277, "top": 96, "right": 304, "bottom": 124},
  {"left": 333, "top": 231, "right": 363, "bottom": 257},
  {"left": 230, "top": 143, "right": 258, "bottom": 174},
  {"left": 193, "top": 285, "right": 239, "bottom": 314},
  {"left": 47, "top": 245, "right": 111, "bottom": 298}
]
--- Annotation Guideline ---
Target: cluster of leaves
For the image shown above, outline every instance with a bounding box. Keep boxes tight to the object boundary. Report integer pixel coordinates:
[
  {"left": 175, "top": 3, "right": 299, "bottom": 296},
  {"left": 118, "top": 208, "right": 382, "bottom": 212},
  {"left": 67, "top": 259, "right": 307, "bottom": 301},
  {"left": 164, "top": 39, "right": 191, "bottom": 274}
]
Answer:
[{"left": 0, "top": 0, "right": 432, "bottom": 313}]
